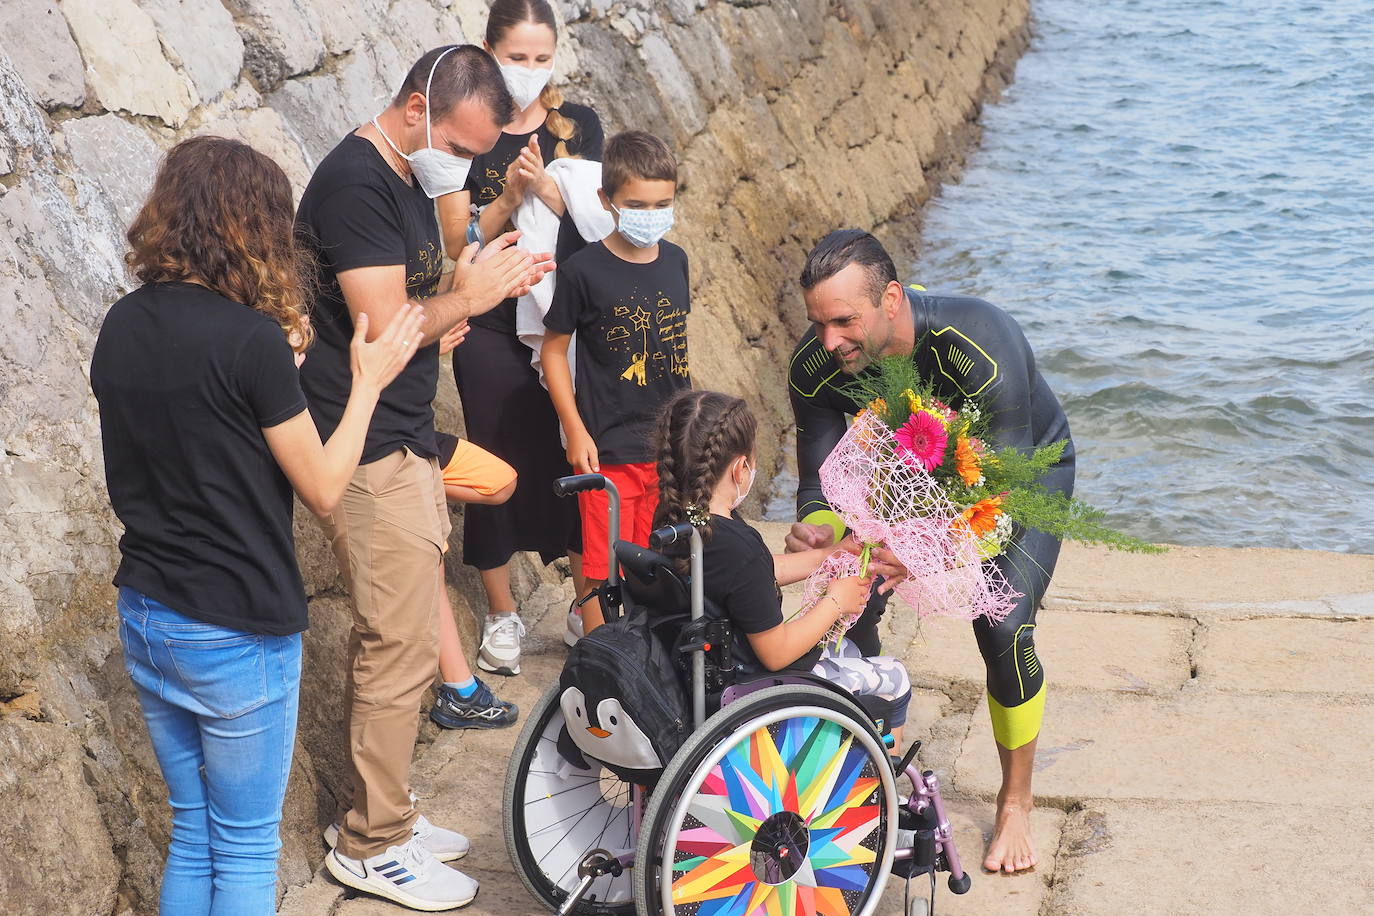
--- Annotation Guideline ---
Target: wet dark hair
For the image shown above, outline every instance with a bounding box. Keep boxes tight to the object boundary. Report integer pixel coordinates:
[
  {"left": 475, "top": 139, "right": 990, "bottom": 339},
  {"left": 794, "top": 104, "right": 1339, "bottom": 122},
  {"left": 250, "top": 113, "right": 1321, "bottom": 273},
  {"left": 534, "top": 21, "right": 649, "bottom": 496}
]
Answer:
[
  {"left": 799, "top": 229, "right": 897, "bottom": 305},
  {"left": 652, "top": 390, "right": 758, "bottom": 552},
  {"left": 392, "top": 44, "right": 515, "bottom": 126},
  {"left": 602, "top": 130, "right": 678, "bottom": 198},
  {"left": 127, "top": 136, "right": 312, "bottom": 352}
]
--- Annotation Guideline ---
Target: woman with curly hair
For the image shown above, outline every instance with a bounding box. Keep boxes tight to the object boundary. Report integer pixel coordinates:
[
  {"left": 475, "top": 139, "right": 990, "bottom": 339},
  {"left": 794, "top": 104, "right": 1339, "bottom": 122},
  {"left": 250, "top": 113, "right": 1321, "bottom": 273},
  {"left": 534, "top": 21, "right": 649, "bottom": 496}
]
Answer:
[{"left": 90, "top": 136, "right": 422, "bottom": 914}]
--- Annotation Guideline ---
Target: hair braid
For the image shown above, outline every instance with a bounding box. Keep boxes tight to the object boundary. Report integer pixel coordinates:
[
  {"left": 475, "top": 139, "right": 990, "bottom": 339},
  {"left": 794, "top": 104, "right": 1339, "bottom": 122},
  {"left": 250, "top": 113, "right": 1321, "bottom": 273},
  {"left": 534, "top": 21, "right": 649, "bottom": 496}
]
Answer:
[{"left": 652, "top": 391, "right": 758, "bottom": 565}]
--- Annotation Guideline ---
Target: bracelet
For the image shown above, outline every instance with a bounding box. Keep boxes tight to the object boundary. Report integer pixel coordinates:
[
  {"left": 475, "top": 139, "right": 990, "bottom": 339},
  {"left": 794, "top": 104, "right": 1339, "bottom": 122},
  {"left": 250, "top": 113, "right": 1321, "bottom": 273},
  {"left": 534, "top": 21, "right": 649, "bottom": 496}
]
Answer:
[{"left": 822, "top": 595, "right": 843, "bottom": 615}]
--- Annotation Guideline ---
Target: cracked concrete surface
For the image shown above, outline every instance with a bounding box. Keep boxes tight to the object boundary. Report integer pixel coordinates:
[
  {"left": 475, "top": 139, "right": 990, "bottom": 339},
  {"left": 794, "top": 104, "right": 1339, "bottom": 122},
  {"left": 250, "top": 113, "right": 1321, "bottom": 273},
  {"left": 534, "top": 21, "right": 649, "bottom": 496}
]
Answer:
[{"left": 282, "top": 528, "right": 1374, "bottom": 913}]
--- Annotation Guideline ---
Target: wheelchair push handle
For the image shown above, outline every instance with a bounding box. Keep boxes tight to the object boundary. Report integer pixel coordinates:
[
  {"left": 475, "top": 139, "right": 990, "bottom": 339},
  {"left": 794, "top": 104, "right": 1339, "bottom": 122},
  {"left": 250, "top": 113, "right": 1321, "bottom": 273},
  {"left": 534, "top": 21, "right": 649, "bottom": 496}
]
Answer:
[
  {"left": 552, "top": 473, "right": 608, "bottom": 497},
  {"left": 554, "top": 474, "right": 621, "bottom": 595},
  {"left": 648, "top": 522, "right": 695, "bottom": 551}
]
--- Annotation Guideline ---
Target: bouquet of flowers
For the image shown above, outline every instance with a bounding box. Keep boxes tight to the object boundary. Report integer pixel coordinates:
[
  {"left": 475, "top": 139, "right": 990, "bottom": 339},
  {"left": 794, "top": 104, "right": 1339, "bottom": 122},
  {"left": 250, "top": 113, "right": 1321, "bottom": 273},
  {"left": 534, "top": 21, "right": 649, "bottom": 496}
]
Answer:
[{"left": 800, "top": 355, "right": 1159, "bottom": 642}]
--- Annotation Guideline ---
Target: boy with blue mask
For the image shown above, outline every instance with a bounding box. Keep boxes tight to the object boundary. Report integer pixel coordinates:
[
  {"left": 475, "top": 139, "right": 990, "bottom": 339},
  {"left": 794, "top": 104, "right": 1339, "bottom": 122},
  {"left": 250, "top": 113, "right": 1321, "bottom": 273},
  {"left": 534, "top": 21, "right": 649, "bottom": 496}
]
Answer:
[{"left": 541, "top": 130, "right": 690, "bottom": 633}]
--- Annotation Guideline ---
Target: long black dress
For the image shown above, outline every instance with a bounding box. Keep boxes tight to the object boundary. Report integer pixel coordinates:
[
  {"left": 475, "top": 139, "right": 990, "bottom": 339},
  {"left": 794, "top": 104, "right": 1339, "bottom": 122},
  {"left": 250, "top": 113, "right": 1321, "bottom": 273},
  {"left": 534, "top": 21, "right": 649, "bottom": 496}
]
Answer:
[{"left": 452, "top": 102, "right": 603, "bottom": 569}]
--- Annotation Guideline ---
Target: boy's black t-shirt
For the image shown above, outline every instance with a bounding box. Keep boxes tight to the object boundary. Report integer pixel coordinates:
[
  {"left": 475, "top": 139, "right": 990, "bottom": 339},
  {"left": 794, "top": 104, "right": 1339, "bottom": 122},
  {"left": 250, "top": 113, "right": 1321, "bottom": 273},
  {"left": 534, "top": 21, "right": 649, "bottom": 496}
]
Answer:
[
  {"left": 466, "top": 103, "right": 604, "bottom": 334},
  {"left": 90, "top": 282, "right": 309, "bottom": 635},
  {"left": 544, "top": 239, "right": 691, "bottom": 464},
  {"left": 703, "top": 512, "right": 822, "bottom": 675},
  {"left": 296, "top": 132, "right": 444, "bottom": 463}
]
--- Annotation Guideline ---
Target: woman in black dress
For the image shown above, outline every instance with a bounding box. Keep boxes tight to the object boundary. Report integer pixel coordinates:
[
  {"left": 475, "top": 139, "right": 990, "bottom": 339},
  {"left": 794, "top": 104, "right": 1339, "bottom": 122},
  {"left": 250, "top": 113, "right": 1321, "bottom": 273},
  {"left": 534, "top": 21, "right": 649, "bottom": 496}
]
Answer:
[{"left": 438, "top": 0, "right": 604, "bottom": 675}]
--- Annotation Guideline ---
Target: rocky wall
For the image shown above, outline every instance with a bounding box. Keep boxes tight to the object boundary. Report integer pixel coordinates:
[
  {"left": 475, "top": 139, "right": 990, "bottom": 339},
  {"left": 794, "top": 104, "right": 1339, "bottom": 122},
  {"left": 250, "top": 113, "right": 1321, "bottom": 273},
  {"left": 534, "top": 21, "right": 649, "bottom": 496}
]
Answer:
[{"left": 0, "top": 0, "right": 1029, "bottom": 911}]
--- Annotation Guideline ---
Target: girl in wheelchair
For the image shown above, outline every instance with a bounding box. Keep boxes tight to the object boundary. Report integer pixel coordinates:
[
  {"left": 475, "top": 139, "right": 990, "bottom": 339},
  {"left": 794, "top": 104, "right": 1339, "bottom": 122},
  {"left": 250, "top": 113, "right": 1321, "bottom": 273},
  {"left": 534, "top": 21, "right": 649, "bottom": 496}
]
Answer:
[{"left": 651, "top": 389, "right": 913, "bottom": 743}]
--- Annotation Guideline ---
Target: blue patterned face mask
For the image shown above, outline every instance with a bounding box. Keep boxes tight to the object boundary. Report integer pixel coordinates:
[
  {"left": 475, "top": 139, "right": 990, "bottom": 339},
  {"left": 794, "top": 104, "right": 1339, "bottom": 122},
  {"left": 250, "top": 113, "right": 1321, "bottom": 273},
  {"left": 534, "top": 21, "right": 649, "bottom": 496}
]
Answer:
[{"left": 611, "top": 204, "right": 674, "bottom": 248}]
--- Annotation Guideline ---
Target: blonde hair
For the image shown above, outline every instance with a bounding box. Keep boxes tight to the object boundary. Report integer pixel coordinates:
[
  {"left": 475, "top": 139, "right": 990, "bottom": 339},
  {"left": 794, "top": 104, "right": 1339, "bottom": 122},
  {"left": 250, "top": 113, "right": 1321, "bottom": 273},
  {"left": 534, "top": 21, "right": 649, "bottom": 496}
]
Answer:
[{"left": 540, "top": 83, "right": 578, "bottom": 160}]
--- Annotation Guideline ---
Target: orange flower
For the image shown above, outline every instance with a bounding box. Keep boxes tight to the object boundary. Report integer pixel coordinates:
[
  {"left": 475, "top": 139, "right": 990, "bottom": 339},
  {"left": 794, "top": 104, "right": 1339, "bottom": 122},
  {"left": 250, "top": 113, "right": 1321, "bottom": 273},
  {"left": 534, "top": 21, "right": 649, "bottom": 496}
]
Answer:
[
  {"left": 956, "top": 496, "right": 1003, "bottom": 537},
  {"left": 954, "top": 436, "right": 982, "bottom": 486}
]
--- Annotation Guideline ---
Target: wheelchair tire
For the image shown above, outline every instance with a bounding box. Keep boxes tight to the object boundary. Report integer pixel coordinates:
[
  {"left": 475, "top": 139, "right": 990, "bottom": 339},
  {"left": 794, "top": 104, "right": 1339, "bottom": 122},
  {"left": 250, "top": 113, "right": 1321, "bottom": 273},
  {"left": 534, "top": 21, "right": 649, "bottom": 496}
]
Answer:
[
  {"left": 633, "top": 683, "right": 899, "bottom": 915},
  {"left": 503, "top": 683, "right": 636, "bottom": 914}
]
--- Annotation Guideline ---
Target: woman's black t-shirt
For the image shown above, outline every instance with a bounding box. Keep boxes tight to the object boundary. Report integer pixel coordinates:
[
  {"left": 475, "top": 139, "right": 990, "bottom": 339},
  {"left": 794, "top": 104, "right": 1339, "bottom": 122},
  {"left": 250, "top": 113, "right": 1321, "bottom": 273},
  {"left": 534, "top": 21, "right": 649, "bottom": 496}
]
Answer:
[
  {"left": 465, "top": 102, "right": 604, "bottom": 334},
  {"left": 90, "top": 282, "right": 309, "bottom": 635},
  {"left": 703, "top": 512, "right": 822, "bottom": 675},
  {"left": 296, "top": 133, "right": 445, "bottom": 463}
]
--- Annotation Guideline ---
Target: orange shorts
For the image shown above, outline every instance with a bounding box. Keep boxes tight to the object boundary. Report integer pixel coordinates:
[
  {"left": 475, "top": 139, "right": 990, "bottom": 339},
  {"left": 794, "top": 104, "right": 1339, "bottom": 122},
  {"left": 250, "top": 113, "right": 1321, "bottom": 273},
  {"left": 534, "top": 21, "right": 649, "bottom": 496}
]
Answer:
[
  {"left": 578, "top": 462, "right": 658, "bottom": 581},
  {"left": 437, "top": 433, "right": 517, "bottom": 497}
]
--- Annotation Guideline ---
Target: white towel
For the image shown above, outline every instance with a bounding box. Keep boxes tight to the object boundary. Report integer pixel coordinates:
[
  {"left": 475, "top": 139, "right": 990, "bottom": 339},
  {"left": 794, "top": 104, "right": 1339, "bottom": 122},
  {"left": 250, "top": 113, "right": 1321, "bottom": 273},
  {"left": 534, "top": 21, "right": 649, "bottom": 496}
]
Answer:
[{"left": 512, "top": 158, "right": 615, "bottom": 386}]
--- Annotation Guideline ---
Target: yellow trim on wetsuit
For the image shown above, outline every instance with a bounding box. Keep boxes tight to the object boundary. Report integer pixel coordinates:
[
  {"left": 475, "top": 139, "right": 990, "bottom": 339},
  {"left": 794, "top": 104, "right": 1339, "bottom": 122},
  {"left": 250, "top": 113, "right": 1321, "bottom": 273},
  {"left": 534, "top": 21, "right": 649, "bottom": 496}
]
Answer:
[
  {"left": 801, "top": 509, "right": 846, "bottom": 545},
  {"left": 987, "top": 683, "right": 1046, "bottom": 750},
  {"left": 907, "top": 284, "right": 927, "bottom": 291}
]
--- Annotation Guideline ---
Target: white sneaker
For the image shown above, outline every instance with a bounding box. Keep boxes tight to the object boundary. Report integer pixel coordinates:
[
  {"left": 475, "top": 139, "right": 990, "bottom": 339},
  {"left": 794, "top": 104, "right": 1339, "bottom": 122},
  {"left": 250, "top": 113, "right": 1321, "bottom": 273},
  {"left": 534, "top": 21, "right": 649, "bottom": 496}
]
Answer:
[
  {"left": 477, "top": 613, "right": 525, "bottom": 676},
  {"left": 324, "top": 814, "right": 469, "bottom": 864},
  {"left": 564, "top": 608, "right": 584, "bottom": 647},
  {"left": 325, "top": 836, "right": 478, "bottom": 911}
]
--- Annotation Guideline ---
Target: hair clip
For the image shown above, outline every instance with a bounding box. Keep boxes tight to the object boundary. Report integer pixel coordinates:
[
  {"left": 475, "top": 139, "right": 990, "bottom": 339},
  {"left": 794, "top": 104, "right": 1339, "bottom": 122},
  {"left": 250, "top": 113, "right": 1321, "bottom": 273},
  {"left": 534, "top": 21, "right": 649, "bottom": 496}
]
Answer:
[{"left": 685, "top": 504, "right": 711, "bottom": 528}]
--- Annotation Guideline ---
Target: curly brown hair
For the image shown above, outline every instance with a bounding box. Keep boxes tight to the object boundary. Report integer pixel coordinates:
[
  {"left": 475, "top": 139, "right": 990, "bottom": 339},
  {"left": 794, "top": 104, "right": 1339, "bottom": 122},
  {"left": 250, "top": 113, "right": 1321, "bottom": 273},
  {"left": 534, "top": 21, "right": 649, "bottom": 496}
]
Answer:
[
  {"left": 126, "top": 136, "right": 313, "bottom": 352},
  {"left": 652, "top": 390, "right": 758, "bottom": 553}
]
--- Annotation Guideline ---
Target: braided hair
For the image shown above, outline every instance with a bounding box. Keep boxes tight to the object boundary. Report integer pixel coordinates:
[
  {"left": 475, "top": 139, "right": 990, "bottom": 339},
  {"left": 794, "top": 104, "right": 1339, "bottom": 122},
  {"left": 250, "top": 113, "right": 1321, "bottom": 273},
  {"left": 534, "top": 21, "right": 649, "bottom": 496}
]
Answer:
[
  {"left": 652, "top": 391, "right": 759, "bottom": 555},
  {"left": 485, "top": 0, "right": 581, "bottom": 159}
]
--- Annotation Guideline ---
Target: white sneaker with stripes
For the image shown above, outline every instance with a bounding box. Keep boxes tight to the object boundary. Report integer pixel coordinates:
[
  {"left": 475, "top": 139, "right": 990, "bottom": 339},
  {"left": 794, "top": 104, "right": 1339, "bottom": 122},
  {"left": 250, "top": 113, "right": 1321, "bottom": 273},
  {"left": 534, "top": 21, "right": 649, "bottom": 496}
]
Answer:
[{"left": 325, "top": 835, "right": 478, "bottom": 911}]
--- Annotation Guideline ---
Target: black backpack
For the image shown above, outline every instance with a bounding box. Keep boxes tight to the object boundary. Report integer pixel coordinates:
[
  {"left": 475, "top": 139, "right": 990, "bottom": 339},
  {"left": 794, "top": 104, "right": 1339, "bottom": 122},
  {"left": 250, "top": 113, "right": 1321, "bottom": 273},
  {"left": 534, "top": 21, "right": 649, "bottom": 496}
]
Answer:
[{"left": 557, "top": 608, "right": 689, "bottom": 784}]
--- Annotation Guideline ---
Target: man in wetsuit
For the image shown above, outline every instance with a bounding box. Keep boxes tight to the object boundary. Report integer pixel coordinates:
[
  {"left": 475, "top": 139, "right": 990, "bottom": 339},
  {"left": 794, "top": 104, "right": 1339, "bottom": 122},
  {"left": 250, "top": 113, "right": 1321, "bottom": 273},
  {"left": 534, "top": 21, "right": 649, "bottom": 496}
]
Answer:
[{"left": 786, "top": 229, "right": 1074, "bottom": 874}]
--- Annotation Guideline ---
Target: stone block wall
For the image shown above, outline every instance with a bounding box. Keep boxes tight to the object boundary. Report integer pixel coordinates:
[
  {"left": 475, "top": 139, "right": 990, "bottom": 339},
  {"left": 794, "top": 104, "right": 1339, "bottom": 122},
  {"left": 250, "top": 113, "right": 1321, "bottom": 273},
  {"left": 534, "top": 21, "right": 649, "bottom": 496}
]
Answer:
[{"left": 0, "top": 0, "right": 1029, "bottom": 910}]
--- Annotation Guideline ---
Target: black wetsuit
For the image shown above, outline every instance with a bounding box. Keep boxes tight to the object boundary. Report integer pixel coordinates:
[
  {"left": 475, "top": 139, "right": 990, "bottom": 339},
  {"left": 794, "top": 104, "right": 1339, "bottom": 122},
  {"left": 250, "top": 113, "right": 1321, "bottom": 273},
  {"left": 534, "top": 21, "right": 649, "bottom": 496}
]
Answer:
[{"left": 788, "top": 285, "right": 1075, "bottom": 749}]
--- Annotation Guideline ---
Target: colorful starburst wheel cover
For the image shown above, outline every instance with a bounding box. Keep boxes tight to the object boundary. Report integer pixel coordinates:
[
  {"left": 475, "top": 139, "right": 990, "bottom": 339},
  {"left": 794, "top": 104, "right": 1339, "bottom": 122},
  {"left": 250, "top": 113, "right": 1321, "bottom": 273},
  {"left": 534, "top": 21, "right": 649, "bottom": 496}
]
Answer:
[{"left": 667, "top": 715, "right": 887, "bottom": 915}]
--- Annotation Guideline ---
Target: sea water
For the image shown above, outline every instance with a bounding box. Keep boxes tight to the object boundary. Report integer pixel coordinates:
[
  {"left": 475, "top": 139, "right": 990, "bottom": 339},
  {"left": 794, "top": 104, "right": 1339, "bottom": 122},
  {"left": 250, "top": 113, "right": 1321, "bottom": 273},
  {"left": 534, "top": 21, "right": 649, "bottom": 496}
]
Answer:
[{"left": 909, "top": 0, "right": 1374, "bottom": 553}]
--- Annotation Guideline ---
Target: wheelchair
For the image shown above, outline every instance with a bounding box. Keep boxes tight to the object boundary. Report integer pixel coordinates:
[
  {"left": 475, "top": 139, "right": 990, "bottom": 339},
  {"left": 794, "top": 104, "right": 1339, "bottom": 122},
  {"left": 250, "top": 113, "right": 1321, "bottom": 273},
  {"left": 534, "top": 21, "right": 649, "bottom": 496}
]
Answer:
[{"left": 502, "top": 474, "right": 972, "bottom": 915}]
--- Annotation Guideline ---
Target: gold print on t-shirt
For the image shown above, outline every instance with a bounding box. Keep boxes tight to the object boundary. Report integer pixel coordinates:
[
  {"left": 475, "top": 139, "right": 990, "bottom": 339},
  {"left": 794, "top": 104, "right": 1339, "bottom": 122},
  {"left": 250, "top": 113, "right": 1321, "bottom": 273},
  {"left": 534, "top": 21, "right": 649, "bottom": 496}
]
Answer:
[
  {"left": 407, "top": 241, "right": 443, "bottom": 299},
  {"left": 656, "top": 291, "right": 690, "bottom": 379},
  {"left": 478, "top": 166, "right": 505, "bottom": 202},
  {"left": 607, "top": 290, "right": 691, "bottom": 387}
]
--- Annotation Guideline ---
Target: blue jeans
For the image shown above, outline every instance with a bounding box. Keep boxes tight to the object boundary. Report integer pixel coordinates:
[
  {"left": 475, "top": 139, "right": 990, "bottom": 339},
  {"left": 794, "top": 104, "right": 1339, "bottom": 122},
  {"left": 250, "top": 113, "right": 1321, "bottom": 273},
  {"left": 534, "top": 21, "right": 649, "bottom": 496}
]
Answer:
[{"left": 118, "top": 587, "right": 301, "bottom": 915}]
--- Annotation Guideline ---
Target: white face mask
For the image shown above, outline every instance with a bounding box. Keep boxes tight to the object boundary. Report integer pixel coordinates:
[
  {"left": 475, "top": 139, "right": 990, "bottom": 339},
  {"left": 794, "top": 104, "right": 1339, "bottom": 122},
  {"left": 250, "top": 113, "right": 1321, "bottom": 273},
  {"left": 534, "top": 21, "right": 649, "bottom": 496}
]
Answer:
[
  {"left": 372, "top": 46, "right": 473, "bottom": 199},
  {"left": 731, "top": 458, "right": 757, "bottom": 510},
  {"left": 610, "top": 203, "right": 674, "bottom": 248},
  {"left": 500, "top": 62, "right": 553, "bottom": 111}
]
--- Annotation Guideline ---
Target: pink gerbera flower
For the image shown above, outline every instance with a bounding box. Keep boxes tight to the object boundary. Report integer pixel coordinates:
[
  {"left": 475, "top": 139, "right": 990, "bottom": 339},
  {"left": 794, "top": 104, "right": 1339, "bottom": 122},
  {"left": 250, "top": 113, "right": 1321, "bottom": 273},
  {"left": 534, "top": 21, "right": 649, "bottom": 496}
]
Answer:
[{"left": 894, "top": 411, "right": 948, "bottom": 471}]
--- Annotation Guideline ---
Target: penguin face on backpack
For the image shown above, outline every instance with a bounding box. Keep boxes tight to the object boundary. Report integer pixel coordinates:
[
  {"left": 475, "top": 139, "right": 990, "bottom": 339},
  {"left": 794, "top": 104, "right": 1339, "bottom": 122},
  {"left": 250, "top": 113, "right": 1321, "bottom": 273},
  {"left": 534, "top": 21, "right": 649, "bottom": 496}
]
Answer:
[{"left": 559, "top": 686, "right": 663, "bottom": 771}]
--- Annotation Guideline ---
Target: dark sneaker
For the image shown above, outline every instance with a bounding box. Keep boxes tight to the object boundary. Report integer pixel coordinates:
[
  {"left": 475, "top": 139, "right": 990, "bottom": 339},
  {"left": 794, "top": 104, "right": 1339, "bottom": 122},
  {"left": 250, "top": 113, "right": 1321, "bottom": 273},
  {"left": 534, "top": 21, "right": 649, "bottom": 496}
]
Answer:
[{"left": 429, "top": 680, "right": 518, "bottom": 730}]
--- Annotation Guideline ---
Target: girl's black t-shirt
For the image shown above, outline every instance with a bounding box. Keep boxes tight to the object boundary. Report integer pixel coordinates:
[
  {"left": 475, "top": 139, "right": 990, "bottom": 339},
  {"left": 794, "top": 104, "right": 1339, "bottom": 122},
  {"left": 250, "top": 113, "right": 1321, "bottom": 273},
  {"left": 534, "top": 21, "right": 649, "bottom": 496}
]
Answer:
[
  {"left": 90, "top": 282, "right": 310, "bottom": 635},
  {"left": 703, "top": 512, "right": 822, "bottom": 675},
  {"left": 465, "top": 102, "right": 604, "bottom": 334}
]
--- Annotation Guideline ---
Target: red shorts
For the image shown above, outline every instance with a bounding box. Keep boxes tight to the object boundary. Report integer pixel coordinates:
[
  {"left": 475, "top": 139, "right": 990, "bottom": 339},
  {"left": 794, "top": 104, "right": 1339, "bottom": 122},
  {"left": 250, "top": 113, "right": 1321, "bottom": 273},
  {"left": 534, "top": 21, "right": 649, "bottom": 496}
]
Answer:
[{"left": 578, "top": 462, "right": 659, "bottom": 581}]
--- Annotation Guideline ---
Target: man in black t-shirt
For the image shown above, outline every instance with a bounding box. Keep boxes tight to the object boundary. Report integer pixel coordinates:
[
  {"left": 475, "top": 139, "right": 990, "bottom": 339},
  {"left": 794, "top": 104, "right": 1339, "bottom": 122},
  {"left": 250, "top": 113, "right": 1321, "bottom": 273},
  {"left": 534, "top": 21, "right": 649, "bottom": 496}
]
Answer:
[{"left": 296, "top": 45, "right": 550, "bottom": 911}]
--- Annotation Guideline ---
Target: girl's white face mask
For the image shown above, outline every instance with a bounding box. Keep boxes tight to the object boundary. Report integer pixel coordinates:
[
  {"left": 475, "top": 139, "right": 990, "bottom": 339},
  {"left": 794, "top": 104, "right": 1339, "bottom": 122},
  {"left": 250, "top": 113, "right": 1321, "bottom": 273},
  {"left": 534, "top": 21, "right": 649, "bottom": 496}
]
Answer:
[
  {"left": 372, "top": 46, "right": 473, "bottom": 199},
  {"left": 732, "top": 457, "right": 757, "bottom": 510},
  {"left": 500, "top": 62, "right": 553, "bottom": 111}
]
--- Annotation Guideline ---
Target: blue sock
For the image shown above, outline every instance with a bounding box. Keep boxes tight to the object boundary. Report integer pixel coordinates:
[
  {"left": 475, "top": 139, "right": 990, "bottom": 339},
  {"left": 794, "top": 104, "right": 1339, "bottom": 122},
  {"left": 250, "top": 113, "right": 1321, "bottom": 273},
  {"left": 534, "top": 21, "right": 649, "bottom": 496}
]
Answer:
[{"left": 445, "top": 677, "right": 478, "bottom": 698}]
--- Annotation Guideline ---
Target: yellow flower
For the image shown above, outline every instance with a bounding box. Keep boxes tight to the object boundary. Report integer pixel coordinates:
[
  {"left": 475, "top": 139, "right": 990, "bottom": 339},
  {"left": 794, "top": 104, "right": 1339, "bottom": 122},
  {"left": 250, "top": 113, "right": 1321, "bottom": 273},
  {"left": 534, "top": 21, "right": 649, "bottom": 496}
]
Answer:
[
  {"left": 901, "top": 388, "right": 921, "bottom": 414},
  {"left": 867, "top": 397, "right": 888, "bottom": 416}
]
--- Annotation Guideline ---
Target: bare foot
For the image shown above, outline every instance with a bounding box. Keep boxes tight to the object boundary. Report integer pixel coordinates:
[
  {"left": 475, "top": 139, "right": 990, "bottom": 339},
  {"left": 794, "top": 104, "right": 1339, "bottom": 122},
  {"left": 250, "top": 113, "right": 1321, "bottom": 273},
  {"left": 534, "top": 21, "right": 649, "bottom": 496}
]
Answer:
[{"left": 984, "top": 797, "right": 1038, "bottom": 874}]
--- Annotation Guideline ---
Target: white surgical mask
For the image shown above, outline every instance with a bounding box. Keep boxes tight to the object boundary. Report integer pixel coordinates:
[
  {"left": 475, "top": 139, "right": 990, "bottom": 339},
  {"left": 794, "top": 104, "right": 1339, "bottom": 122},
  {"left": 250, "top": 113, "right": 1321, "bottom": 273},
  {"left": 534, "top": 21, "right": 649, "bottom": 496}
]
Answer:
[
  {"left": 731, "top": 458, "right": 756, "bottom": 510},
  {"left": 500, "top": 62, "right": 553, "bottom": 111},
  {"left": 611, "top": 203, "right": 674, "bottom": 248},
  {"left": 371, "top": 47, "right": 472, "bottom": 199}
]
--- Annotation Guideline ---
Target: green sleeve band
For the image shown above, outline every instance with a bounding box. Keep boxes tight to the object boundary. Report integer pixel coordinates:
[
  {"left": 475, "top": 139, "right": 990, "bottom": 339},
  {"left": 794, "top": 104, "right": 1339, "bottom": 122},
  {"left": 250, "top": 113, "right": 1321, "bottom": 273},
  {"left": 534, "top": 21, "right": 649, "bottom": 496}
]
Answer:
[{"left": 801, "top": 509, "right": 846, "bottom": 545}]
